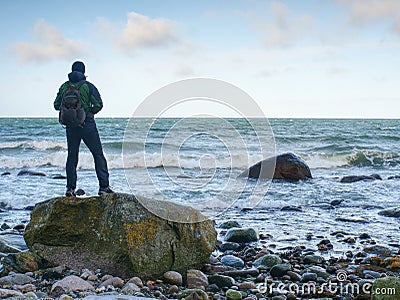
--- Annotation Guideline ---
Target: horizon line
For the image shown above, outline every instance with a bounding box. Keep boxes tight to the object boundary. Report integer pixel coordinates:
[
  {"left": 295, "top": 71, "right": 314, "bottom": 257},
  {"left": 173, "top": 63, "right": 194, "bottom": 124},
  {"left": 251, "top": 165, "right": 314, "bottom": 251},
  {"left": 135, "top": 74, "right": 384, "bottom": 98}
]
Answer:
[{"left": 1, "top": 116, "right": 400, "bottom": 120}]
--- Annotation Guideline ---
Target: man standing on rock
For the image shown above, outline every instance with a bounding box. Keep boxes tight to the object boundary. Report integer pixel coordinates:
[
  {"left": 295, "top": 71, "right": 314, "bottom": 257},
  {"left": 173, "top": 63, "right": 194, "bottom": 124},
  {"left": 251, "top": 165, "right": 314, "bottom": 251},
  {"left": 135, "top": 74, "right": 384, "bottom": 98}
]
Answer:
[{"left": 54, "top": 61, "right": 114, "bottom": 197}]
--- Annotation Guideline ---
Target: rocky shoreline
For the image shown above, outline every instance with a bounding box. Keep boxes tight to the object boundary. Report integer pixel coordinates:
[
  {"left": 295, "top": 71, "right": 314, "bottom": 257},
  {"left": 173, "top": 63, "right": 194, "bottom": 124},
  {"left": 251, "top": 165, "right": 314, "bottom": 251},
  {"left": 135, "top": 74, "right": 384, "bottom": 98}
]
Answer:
[{"left": 1, "top": 219, "right": 399, "bottom": 300}]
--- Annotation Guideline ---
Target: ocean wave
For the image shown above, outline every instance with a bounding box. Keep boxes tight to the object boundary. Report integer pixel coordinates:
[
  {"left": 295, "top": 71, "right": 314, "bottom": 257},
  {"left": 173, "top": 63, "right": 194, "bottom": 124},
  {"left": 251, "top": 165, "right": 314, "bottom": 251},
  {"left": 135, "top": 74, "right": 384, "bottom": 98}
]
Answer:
[
  {"left": 0, "top": 151, "right": 263, "bottom": 170},
  {"left": 0, "top": 141, "right": 66, "bottom": 151},
  {"left": 304, "top": 150, "right": 400, "bottom": 168},
  {"left": 1, "top": 148, "right": 399, "bottom": 170},
  {"left": 303, "top": 154, "right": 348, "bottom": 169},
  {"left": 346, "top": 151, "right": 400, "bottom": 167}
]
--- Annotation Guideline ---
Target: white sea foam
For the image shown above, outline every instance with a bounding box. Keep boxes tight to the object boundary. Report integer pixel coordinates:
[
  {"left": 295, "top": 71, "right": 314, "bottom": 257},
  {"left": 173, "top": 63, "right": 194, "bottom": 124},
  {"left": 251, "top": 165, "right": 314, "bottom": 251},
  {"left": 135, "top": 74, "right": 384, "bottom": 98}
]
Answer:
[
  {"left": 0, "top": 141, "right": 66, "bottom": 151},
  {"left": 1, "top": 147, "right": 396, "bottom": 170},
  {"left": 304, "top": 154, "right": 349, "bottom": 169},
  {"left": 0, "top": 151, "right": 262, "bottom": 170}
]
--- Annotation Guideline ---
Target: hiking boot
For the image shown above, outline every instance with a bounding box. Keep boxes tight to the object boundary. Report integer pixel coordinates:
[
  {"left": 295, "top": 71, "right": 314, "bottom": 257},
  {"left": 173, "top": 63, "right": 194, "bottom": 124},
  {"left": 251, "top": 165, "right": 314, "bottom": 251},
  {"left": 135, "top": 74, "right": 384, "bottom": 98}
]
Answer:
[
  {"left": 98, "top": 186, "right": 115, "bottom": 196},
  {"left": 65, "top": 188, "right": 76, "bottom": 197}
]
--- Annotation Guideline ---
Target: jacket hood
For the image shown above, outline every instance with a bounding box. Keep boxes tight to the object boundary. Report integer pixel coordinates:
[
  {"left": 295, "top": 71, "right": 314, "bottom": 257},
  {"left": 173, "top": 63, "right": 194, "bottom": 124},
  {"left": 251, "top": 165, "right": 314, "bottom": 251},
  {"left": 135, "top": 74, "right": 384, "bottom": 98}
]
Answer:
[{"left": 68, "top": 71, "right": 86, "bottom": 83}]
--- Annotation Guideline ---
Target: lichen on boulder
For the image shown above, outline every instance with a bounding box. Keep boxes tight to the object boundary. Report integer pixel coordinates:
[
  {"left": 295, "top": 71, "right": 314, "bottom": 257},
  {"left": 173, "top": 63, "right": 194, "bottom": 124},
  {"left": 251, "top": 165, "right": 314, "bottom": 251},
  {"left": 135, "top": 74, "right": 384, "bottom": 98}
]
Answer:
[{"left": 24, "top": 193, "right": 217, "bottom": 278}]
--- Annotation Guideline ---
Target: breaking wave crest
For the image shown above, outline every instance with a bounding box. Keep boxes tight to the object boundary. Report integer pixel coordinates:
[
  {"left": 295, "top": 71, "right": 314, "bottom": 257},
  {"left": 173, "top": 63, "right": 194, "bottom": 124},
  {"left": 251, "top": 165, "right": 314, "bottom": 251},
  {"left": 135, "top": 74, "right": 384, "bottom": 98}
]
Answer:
[
  {"left": 0, "top": 151, "right": 261, "bottom": 170},
  {"left": 304, "top": 150, "right": 400, "bottom": 168},
  {"left": 1, "top": 148, "right": 399, "bottom": 170},
  {"left": 0, "top": 141, "right": 66, "bottom": 151}
]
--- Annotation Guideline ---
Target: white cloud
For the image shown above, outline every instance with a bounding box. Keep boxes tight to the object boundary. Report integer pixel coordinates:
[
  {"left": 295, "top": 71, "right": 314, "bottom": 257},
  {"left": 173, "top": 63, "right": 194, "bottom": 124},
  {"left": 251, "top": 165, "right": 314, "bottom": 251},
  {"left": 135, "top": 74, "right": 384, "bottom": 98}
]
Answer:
[
  {"left": 256, "top": 65, "right": 294, "bottom": 77},
  {"left": 10, "top": 19, "right": 88, "bottom": 62},
  {"left": 173, "top": 40, "right": 200, "bottom": 56},
  {"left": 326, "top": 67, "right": 349, "bottom": 75},
  {"left": 336, "top": 0, "right": 400, "bottom": 35},
  {"left": 263, "top": 1, "right": 314, "bottom": 47},
  {"left": 240, "top": 1, "right": 314, "bottom": 47},
  {"left": 118, "top": 12, "right": 177, "bottom": 53},
  {"left": 93, "top": 16, "right": 118, "bottom": 39},
  {"left": 393, "top": 18, "right": 400, "bottom": 33},
  {"left": 175, "top": 65, "right": 195, "bottom": 77}
]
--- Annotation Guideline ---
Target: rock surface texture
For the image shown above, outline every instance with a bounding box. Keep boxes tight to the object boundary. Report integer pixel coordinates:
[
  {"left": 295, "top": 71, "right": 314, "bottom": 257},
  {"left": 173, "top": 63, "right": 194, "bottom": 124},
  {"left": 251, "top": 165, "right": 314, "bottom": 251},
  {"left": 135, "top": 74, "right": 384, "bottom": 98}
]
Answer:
[{"left": 24, "top": 193, "right": 217, "bottom": 278}]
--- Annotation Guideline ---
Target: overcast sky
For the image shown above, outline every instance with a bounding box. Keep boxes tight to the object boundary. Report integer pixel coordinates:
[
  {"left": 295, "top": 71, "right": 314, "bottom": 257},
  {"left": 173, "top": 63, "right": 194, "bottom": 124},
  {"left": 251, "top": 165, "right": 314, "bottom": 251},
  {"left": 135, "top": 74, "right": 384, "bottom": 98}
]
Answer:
[{"left": 0, "top": 0, "right": 399, "bottom": 118}]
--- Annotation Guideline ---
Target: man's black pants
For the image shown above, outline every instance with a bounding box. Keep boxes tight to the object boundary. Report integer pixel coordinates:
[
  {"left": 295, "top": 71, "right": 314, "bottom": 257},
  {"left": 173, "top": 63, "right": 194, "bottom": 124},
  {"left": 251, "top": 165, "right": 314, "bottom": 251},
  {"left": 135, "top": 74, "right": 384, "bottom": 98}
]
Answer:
[{"left": 66, "top": 118, "right": 109, "bottom": 190}]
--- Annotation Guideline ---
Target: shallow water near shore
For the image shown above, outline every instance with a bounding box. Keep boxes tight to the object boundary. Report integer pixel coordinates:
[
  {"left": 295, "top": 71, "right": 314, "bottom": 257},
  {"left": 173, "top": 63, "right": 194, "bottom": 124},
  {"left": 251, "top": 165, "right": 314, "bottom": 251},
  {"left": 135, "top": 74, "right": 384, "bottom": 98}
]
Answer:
[{"left": 0, "top": 118, "right": 400, "bottom": 255}]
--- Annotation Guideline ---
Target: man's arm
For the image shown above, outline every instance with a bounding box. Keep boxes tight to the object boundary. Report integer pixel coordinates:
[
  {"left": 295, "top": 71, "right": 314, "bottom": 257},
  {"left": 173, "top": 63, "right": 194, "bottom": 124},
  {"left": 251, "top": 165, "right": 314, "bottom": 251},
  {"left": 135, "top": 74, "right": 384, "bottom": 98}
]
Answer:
[
  {"left": 53, "top": 84, "right": 65, "bottom": 110},
  {"left": 87, "top": 82, "right": 103, "bottom": 114}
]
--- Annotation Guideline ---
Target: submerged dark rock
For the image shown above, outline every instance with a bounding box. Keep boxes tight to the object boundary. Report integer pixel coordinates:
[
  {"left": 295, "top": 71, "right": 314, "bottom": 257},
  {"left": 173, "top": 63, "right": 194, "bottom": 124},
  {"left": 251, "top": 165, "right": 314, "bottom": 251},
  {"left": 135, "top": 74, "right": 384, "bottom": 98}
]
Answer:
[
  {"left": 1, "top": 223, "right": 11, "bottom": 230},
  {"left": 17, "top": 170, "right": 46, "bottom": 177},
  {"left": 219, "top": 242, "right": 240, "bottom": 252},
  {"left": 219, "top": 221, "right": 241, "bottom": 229},
  {"left": 310, "top": 203, "right": 335, "bottom": 210},
  {"left": 51, "top": 174, "right": 66, "bottom": 179},
  {"left": 340, "top": 174, "right": 382, "bottom": 183},
  {"left": 335, "top": 217, "right": 369, "bottom": 224},
  {"left": 0, "top": 239, "right": 21, "bottom": 254},
  {"left": 359, "top": 233, "right": 371, "bottom": 239},
  {"left": 281, "top": 205, "right": 302, "bottom": 212},
  {"left": 363, "top": 245, "right": 392, "bottom": 256},
  {"left": 24, "top": 193, "right": 217, "bottom": 278},
  {"left": 330, "top": 199, "right": 344, "bottom": 206},
  {"left": 239, "top": 152, "right": 312, "bottom": 181},
  {"left": 0, "top": 233, "right": 28, "bottom": 251},
  {"left": 378, "top": 207, "right": 400, "bottom": 218}
]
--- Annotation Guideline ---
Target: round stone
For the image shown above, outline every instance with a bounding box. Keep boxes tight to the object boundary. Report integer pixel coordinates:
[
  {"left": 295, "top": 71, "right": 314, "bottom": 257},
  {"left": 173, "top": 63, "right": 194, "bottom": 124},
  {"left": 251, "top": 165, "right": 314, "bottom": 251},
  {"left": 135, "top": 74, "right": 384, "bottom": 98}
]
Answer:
[
  {"left": 163, "top": 271, "right": 183, "bottom": 286},
  {"left": 208, "top": 274, "right": 235, "bottom": 288},
  {"left": 301, "top": 272, "right": 318, "bottom": 282},
  {"left": 220, "top": 242, "right": 241, "bottom": 252},
  {"left": 178, "top": 289, "right": 209, "bottom": 300},
  {"left": 220, "top": 221, "right": 241, "bottom": 229},
  {"left": 238, "top": 281, "right": 257, "bottom": 290},
  {"left": 226, "top": 289, "right": 243, "bottom": 300},
  {"left": 307, "top": 266, "right": 330, "bottom": 279},
  {"left": 253, "top": 254, "right": 282, "bottom": 268},
  {"left": 304, "top": 254, "right": 324, "bottom": 264},
  {"left": 225, "top": 228, "right": 258, "bottom": 243},
  {"left": 221, "top": 255, "right": 245, "bottom": 269},
  {"left": 270, "top": 264, "right": 292, "bottom": 278},
  {"left": 186, "top": 269, "right": 208, "bottom": 290}
]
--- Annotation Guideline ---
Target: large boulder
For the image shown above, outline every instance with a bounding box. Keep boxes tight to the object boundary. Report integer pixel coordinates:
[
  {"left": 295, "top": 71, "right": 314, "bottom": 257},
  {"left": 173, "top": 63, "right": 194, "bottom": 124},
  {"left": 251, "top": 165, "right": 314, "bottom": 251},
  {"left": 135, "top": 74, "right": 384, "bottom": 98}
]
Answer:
[
  {"left": 239, "top": 152, "right": 312, "bottom": 181},
  {"left": 24, "top": 193, "right": 217, "bottom": 278},
  {"left": 371, "top": 276, "right": 400, "bottom": 300}
]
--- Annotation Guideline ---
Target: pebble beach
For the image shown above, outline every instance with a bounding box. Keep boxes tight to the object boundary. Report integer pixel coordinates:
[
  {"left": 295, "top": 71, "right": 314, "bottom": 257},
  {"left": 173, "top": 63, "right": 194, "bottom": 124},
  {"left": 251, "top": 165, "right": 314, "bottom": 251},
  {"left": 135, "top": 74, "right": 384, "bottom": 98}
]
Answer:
[{"left": 1, "top": 216, "right": 400, "bottom": 299}]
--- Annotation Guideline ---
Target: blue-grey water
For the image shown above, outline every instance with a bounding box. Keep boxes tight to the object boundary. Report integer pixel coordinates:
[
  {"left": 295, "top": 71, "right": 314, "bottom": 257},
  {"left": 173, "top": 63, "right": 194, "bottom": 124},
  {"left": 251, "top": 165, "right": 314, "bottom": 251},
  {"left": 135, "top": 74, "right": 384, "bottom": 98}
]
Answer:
[{"left": 1, "top": 118, "right": 399, "bottom": 254}]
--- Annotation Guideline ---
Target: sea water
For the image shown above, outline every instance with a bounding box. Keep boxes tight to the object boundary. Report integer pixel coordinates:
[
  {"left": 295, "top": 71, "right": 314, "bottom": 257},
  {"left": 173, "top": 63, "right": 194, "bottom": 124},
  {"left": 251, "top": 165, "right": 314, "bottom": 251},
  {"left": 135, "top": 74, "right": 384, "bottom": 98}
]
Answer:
[{"left": 0, "top": 118, "right": 399, "bottom": 253}]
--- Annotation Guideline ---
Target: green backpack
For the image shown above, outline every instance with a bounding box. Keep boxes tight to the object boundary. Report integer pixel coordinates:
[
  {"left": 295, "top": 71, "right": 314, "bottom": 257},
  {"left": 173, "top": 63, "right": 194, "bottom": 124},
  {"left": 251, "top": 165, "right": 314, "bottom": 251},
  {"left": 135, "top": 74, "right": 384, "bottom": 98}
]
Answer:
[{"left": 59, "top": 80, "right": 86, "bottom": 127}]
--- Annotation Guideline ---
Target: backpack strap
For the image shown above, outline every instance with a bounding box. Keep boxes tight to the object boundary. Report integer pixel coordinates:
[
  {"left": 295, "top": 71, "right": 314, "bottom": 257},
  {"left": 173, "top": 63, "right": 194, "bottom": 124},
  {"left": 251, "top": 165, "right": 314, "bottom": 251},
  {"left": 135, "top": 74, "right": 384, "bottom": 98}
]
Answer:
[{"left": 71, "top": 80, "right": 86, "bottom": 89}]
